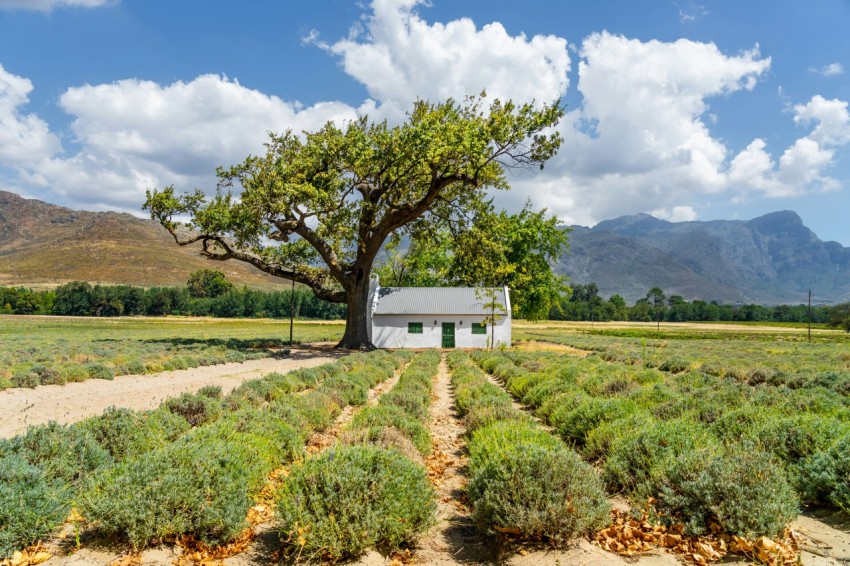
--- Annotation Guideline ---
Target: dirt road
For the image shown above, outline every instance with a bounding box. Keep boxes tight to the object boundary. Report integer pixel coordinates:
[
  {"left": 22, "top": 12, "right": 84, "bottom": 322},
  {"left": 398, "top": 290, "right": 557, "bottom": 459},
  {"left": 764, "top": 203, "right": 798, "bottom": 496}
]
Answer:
[{"left": 0, "top": 348, "right": 338, "bottom": 438}]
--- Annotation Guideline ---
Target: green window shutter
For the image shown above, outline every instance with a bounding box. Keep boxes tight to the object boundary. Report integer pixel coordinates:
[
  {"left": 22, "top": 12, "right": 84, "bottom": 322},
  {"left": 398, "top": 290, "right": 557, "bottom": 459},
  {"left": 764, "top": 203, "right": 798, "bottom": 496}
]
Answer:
[
  {"left": 408, "top": 322, "right": 423, "bottom": 334},
  {"left": 472, "top": 322, "right": 486, "bottom": 334}
]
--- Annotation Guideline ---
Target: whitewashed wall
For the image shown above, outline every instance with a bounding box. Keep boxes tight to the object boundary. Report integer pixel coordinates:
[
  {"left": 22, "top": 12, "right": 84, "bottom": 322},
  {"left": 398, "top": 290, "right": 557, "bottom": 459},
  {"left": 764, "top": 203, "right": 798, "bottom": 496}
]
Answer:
[{"left": 371, "top": 315, "right": 511, "bottom": 349}]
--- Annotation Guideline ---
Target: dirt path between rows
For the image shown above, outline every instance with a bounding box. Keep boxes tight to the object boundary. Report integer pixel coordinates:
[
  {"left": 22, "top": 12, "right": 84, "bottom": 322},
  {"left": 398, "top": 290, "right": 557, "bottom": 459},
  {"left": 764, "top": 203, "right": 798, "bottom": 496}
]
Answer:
[
  {"left": 0, "top": 347, "right": 339, "bottom": 438},
  {"left": 413, "top": 357, "right": 496, "bottom": 564}
]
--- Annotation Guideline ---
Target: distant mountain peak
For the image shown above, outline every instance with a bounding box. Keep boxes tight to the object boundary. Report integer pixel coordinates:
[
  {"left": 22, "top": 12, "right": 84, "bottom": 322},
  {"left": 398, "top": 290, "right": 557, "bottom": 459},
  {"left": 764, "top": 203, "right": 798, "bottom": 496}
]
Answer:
[
  {"left": 560, "top": 209, "right": 850, "bottom": 304},
  {"left": 592, "top": 212, "right": 672, "bottom": 237}
]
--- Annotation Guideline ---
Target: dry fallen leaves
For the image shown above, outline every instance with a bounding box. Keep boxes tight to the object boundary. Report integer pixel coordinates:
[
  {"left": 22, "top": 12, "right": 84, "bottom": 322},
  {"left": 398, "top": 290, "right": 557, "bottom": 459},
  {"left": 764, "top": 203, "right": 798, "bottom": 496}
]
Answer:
[
  {"left": 592, "top": 509, "right": 800, "bottom": 565},
  {"left": 0, "top": 546, "right": 51, "bottom": 566}
]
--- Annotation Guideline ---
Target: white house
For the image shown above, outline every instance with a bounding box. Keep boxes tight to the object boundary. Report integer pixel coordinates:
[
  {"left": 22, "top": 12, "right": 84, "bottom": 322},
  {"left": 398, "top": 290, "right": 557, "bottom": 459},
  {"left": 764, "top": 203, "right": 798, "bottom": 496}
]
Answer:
[{"left": 366, "top": 276, "right": 511, "bottom": 349}]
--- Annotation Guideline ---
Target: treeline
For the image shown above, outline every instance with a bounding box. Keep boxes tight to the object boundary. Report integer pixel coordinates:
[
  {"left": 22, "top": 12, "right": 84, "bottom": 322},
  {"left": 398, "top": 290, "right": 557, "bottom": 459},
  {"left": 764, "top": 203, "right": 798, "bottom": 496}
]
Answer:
[
  {"left": 551, "top": 283, "right": 835, "bottom": 324},
  {"left": 0, "top": 281, "right": 346, "bottom": 319}
]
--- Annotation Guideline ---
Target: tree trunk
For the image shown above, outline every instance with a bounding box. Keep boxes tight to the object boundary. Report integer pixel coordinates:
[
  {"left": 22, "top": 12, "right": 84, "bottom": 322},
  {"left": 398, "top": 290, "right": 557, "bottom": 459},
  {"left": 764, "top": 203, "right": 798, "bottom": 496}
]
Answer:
[{"left": 337, "top": 277, "right": 375, "bottom": 350}]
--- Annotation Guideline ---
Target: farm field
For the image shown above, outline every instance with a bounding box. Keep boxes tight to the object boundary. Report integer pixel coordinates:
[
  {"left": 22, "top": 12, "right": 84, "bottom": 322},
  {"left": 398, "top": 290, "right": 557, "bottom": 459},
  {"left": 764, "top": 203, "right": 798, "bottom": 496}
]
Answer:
[
  {"left": 0, "top": 316, "right": 345, "bottom": 390},
  {"left": 2, "top": 321, "right": 850, "bottom": 565}
]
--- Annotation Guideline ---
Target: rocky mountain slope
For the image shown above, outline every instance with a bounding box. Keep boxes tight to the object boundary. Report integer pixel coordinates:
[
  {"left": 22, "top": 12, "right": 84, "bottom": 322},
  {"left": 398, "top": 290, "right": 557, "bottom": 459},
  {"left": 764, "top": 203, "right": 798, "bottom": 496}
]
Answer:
[
  {"left": 0, "top": 191, "right": 289, "bottom": 290},
  {"left": 559, "top": 211, "right": 850, "bottom": 304}
]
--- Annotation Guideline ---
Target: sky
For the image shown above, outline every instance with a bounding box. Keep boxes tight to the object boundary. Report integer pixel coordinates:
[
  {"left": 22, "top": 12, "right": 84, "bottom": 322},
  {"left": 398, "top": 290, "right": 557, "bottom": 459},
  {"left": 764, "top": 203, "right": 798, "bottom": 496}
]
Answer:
[{"left": 1, "top": 0, "right": 849, "bottom": 243}]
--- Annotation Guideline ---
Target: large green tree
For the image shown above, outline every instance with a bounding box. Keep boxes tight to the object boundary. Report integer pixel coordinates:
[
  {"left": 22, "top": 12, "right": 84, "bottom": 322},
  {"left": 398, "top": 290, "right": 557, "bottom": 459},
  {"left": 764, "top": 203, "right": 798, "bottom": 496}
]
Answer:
[
  {"left": 144, "top": 96, "right": 563, "bottom": 349},
  {"left": 375, "top": 203, "right": 568, "bottom": 320}
]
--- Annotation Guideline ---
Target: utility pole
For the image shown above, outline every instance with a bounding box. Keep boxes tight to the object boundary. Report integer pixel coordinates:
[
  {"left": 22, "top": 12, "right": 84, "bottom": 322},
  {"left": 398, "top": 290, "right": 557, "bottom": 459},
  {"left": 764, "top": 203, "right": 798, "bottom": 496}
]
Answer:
[
  {"left": 289, "top": 278, "right": 295, "bottom": 345},
  {"left": 808, "top": 289, "right": 812, "bottom": 342}
]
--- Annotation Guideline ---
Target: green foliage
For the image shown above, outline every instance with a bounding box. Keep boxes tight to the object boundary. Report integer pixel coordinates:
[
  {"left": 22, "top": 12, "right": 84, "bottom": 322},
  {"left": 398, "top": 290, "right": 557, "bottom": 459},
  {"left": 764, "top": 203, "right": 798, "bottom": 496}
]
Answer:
[
  {"left": 4, "top": 421, "right": 112, "bottom": 485},
  {"left": 80, "top": 439, "right": 257, "bottom": 548},
  {"left": 651, "top": 445, "right": 798, "bottom": 538},
  {"left": 276, "top": 445, "right": 436, "bottom": 561},
  {"left": 187, "top": 269, "right": 233, "bottom": 299},
  {"left": 164, "top": 392, "right": 224, "bottom": 427},
  {"left": 801, "top": 433, "right": 850, "bottom": 511},
  {"left": 0, "top": 454, "right": 68, "bottom": 560},
  {"left": 78, "top": 406, "right": 190, "bottom": 460},
  {"left": 467, "top": 442, "right": 609, "bottom": 545},
  {"left": 349, "top": 405, "right": 431, "bottom": 455}
]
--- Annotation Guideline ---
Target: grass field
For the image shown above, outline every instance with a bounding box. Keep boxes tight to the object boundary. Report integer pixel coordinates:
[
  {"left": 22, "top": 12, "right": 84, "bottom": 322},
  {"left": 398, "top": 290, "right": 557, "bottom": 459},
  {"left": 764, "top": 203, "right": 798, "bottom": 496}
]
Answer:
[{"left": 0, "top": 316, "right": 345, "bottom": 389}]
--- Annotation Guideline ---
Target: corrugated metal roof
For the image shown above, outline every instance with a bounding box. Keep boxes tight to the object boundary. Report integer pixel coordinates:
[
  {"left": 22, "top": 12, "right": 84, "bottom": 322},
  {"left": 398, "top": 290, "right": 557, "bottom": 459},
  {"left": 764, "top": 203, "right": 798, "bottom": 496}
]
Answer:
[{"left": 373, "top": 287, "right": 508, "bottom": 315}]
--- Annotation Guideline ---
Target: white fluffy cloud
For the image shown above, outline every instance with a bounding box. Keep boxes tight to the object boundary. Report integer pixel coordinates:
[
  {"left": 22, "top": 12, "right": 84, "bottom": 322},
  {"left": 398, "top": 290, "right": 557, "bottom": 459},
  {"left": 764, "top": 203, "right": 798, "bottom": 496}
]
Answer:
[
  {"left": 2, "top": 0, "right": 850, "bottom": 226},
  {"left": 321, "top": 0, "right": 570, "bottom": 119},
  {"left": 513, "top": 32, "right": 771, "bottom": 225},
  {"left": 810, "top": 63, "right": 844, "bottom": 78},
  {"left": 0, "top": 0, "right": 112, "bottom": 10},
  {"left": 729, "top": 95, "right": 850, "bottom": 197},
  {"left": 16, "top": 75, "right": 358, "bottom": 211},
  {"left": 0, "top": 64, "right": 61, "bottom": 165}
]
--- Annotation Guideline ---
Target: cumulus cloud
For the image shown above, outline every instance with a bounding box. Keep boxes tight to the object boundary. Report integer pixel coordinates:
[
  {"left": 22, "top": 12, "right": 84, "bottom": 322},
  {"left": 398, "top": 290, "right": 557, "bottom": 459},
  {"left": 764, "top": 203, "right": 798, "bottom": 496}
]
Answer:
[
  {"left": 2, "top": 0, "right": 850, "bottom": 225},
  {"left": 0, "top": 0, "right": 113, "bottom": 11},
  {"left": 0, "top": 64, "right": 61, "bottom": 166},
  {"left": 318, "top": 0, "right": 570, "bottom": 120},
  {"left": 9, "top": 74, "right": 358, "bottom": 211},
  {"left": 512, "top": 32, "right": 771, "bottom": 225},
  {"left": 730, "top": 95, "right": 850, "bottom": 197},
  {"left": 810, "top": 63, "right": 844, "bottom": 77}
]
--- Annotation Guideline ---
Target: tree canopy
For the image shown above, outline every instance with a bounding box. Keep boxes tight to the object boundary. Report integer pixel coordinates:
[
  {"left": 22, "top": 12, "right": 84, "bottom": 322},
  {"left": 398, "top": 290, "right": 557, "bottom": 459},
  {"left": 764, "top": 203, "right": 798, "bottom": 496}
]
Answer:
[
  {"left": 375, "top": 203, "right": 568, "bottom": 320},
  {"left": 144, "top": 95, "right": 563, "bottom": 348}
]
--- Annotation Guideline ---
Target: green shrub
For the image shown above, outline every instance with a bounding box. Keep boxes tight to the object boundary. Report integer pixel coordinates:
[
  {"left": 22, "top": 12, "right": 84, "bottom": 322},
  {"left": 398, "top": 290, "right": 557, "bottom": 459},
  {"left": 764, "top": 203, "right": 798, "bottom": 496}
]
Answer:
[
  {"left": 319, "top": 374, "right": 370, "bottom": 407},
  {"left": 165, "top": 392, "right": 223, "bottom": 427},
  {"left": 380, "top": 388, "right": 430, "bottom": 421},
  {"left": 467, "top": 420, "right": 561, "bottom": 471},
  {"left": 80, "top": 433, "right": 276, "bottom": 548},
  {"left": 78, "top": 406, "right": 189, "bottom": 460},
  {"left": 551, "top": 397, "right": 638, "bottom": 447},
  {"left": 800, "top": 433, "right": 850, "bottom": 511},
  {"left": 651, "top": 445, "right": 797, "bottom": 538},
  {"left": 604, "top": 419, "right": 720, "bottom": 493},
  {"left": 349, "top": 405, "right": 430, "bottom": 455},
  {"left": 5, "top": 421, "right": 111, "bottom": 485},
  {"left": 120, "top": 359, "right": 147, "bottom": 375},
  {"left": 0, "top": 454, "right": 68, "bottom": 559},
  {"left": 463, "top": 399, "right": 528, "bottom": 433},
  {"left": 10, "top": 370, "right": 40, "bottom": 388},
  {"left": 291, "top": 392, "right": 341, "bottom": 431},
  {"left": 85, "top": 362, "right": 114, "bottom": 380},
  {"left": 467, "top": 443, "right": 609, "bottom": 545},
  {"left": 276, "top": 445, "right": 436, "bottom": 561},
  {"left": 197, "top": 384, "right": 223, "bottom": 399}
]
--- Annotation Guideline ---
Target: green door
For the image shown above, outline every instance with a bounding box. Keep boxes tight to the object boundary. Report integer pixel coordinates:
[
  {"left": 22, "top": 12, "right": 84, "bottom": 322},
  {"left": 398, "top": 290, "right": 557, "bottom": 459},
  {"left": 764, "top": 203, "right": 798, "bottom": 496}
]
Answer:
[{"left": 441, "top": 322, "right": 455, "bottom": 348}]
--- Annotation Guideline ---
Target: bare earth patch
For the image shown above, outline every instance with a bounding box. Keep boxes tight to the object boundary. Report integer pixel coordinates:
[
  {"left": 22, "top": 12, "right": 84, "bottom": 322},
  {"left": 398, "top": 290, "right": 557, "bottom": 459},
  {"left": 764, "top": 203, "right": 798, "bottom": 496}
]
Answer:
[{"left": 0, "top": 346, "right": 339, "bottom": 439}]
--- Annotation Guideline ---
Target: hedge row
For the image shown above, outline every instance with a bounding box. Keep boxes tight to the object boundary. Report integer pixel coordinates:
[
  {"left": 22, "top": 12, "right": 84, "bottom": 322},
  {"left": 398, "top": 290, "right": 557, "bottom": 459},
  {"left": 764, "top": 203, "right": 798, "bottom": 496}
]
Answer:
[
  {"left": 447, "top": 351, "right": 609, "bottom": 546},
  {"left": 0, "top": 350, "right": 407, "bottom": 557},
  {"left": 275, "top": 350, "right": 440, "bottom": 561},
  {"left": 473, "top": 350, "right": 815, "bottom": 538}
]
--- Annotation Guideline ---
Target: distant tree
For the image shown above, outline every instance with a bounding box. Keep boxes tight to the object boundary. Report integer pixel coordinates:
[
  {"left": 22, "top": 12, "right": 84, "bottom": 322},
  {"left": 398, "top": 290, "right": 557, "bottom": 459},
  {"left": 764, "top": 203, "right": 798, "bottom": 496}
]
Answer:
[
  {"left": 646, "top": 287, "right": 666, "bottom": 330},
  {"left": 827, "top": 303, "right": 850, "bottom": 332},
  {"left": 187, "top": 269, "right": 233, "bottom": 299},
  {"left": 145, "top": 95, "right": 563, "bottom": 349},
  {"left": 53, "top": 282, "right": 93, "bottom": 316}
]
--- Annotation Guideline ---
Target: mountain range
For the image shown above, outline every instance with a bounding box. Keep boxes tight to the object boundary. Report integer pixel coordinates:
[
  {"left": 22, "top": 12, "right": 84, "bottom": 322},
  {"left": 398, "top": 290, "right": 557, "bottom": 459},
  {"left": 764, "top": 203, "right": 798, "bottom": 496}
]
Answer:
[
  {"left": 558, "top": 211, "right": 850, "bottom": 304},
  {"left": 2, "top": 190, "right": 848, "bottom": 304},
  {"left": 0, "top": 190, "right": 287, "bottom": 291}
]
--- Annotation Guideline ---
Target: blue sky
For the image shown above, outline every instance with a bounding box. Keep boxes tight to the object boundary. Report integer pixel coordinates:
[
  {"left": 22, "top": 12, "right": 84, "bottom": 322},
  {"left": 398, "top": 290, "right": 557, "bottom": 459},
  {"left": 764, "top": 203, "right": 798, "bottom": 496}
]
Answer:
[{"left": 1, "top": 0, "right": 849, "bottom": 243}]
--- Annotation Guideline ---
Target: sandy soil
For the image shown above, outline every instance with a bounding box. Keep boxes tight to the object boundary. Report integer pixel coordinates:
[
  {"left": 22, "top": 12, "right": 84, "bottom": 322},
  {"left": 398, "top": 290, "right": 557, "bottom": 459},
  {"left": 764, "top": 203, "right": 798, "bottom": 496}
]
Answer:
[
  {"left": 0, "top": 347, "right": 339, "bottom": 438},
  {"left": 413, "top": 358, "right": 498, "bottom": 564}
]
